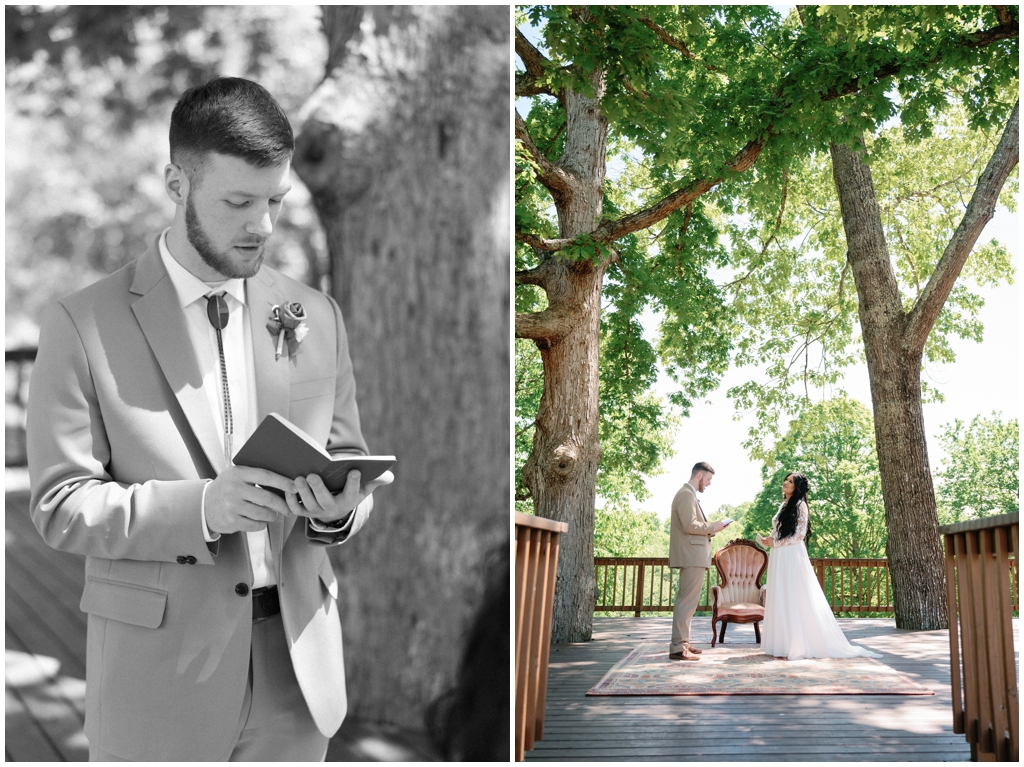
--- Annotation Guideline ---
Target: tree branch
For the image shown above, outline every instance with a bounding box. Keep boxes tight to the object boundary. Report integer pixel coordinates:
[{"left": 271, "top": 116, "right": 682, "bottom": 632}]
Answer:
[
  {"left": 516, "top": 306, "right": 576, "bottom": 346},
  {"left": 638, "top": 16, "right": 719, "bottom": 71},
  {"left": 904, "top": 101, "right": 1019, "bottom": 354},
  {"left": 515, "top": 230, "right": 576, "bottom": 251},
  {"left": 515, "top": 110, "right": 572, "bottom": 197},
  {"left": 591, "top": 137, "right": 765, "bottom": 243},
  {"left": 993, "top": 6, "right": 1015, "bottom": 26},
  {"left": 516, "top": 28, "right": 558, "bottom": 98},
  {"left": 515, "top": 267, "right": 548, "bottom": 287}
]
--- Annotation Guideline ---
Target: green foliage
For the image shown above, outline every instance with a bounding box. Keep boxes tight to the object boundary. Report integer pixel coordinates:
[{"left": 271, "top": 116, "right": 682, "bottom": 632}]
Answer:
[
  {"left": 710, "top": 501, "right": 752, "bottom": 553},
  {"left": 936, "top": 413, "right": 1020, "bottom": 524},
  {"left": 724, "top": 105, "right": 1017, "bottom": 457},
  {"left": 742, "top": 397, "right": 887, "bottom": 558},
  {"left": 5, "top": 6, "right": 329, "bottom": 345},
  {"left": 594, "top": 506, "right": 668, "bottom": 558}
]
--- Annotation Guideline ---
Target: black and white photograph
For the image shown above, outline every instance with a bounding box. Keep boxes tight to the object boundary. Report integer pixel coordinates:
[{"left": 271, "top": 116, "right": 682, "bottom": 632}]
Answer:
[{"left": 6, "top": 5, "right": 509, "bottom": 761}]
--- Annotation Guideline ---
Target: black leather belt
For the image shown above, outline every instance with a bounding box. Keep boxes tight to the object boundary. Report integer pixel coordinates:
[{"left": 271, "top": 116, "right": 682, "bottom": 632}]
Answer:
[{"left": 251, "top": 585, "right": 280, "bottom": 621}]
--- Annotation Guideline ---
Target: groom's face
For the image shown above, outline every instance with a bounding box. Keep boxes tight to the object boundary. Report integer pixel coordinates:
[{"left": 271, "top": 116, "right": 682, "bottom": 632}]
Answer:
[
  {"left": 183, "top": 152, "right": 292, "bottom": 280},
  {"left": 696, "top": 471, "right": 712, "bottom": 492}
]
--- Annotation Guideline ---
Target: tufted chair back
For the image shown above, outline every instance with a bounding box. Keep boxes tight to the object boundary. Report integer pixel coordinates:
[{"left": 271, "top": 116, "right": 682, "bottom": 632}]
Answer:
[{"left": 714, "top": 541, "right": 767, "bottom": 606}]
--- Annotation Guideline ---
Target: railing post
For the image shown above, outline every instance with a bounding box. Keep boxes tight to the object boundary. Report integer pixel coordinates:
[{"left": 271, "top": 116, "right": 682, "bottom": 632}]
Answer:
[{"left": 633, "top": 561, "right": 645, "bottom": 618}]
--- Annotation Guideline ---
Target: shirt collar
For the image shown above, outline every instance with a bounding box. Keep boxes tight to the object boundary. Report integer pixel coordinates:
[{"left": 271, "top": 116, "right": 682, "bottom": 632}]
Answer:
[{"left": 158, "top": 229, "right": 246, "bottom": 308}]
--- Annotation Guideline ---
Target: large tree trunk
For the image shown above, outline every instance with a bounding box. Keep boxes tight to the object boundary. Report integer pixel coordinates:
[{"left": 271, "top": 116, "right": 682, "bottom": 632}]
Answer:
[
  {"left": 292, "top": 5, "right": 508, "bottom": 728},
  {"left": 830, "top": 140, "right": 949, "bottom": 630},
  {"left": 519, "top": 60, "right": 610, "bottom": 643},
  {"left": 829, "top": 101, "right": 1019, "bottom": 629}
]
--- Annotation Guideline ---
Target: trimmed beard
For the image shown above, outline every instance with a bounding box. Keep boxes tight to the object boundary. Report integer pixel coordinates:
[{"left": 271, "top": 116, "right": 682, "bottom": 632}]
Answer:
[{"left": 185, "top": 193, "right": 263, "bottom": 279}]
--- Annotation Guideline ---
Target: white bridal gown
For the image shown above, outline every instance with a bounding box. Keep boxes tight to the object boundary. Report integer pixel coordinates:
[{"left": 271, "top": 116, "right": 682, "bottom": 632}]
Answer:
[{"left": 760, "top": 501, "right": 881, "bottom": 659}]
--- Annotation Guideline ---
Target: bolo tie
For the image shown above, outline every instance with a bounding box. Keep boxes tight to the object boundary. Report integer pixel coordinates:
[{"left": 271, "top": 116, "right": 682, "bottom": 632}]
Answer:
[{"left": 206, "top": 293, "right": 233, "bottom": 464}]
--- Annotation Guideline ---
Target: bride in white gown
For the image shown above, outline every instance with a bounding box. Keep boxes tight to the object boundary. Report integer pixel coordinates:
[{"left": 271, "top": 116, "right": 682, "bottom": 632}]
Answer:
[{"left": 756, "top": 472, "right": 880, "bottom": 660}]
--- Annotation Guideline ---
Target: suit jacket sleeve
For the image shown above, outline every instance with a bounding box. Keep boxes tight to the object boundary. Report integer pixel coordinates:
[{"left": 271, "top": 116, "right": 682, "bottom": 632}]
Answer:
[
  {"left": 27, "top": 301, "right": 214, "bottom": 564},
  {"left": 677, "top": 489, "right": 716, "bottom": 536},
  {"left": 304, "top": 294, "right": 374, "bottom": 546}
]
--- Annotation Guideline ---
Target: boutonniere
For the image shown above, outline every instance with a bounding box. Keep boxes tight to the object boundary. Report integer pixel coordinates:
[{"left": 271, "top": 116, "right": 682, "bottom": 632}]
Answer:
[{"left": 267, "top": 302, "right": 309, "bottom": 360}]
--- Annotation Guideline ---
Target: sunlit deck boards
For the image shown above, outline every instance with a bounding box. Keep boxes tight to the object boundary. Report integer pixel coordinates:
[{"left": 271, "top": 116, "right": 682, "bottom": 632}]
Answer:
[
  {"left": 526, "top": 615, "right": 1020, "bottom": 762},
  {"left": 4, "top": 482, "right": 436, "bottom": 762}
]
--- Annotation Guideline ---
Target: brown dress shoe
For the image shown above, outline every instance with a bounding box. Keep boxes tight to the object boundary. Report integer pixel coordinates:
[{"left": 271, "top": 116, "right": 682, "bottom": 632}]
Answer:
[
  {"left": 683, "top": 643, "right": 703, "bottom": 654},
  {"left": 669, "top": 647, "right": 700, "bottom": 661}
]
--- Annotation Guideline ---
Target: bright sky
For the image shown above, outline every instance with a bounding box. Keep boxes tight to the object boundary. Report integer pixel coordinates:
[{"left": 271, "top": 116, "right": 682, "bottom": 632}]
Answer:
[{"left": 639, "top": 208, "right": 1018, "bottom": 520}]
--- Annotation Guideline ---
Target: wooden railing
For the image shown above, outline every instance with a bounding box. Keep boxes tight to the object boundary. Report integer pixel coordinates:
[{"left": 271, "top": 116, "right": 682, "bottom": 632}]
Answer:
[
  {"left": 941, "top": 512, "right": 1019, "bottom": 762},
  {"left": 595, "top": 554, "right": 900, "bottom": 616},
  {"left": 515, "top": 512, "right": 567, "bottom": 762},
  {"left": 5, "top": 347, "right": 36, "bottom": 467}
]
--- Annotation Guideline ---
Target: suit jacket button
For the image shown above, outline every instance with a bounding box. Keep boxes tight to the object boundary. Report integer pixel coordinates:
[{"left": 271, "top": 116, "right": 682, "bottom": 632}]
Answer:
[
  {"left": 235, "top": 583, "right": 249, "bottom": 597},
  {"left": 176, "top": 556, "right": 187, "bottom": 564},
  {"left": 186, "top": 556, "right": 197, "bottom": 565}
]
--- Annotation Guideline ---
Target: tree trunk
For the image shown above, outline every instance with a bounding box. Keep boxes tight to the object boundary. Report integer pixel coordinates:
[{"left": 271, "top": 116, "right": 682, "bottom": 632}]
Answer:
[
  {"left": 293, "top": 5, "right": 509, "bottom": 727},
  {"left": 829, "top": 141, "right": 948, "bottom": 630},
  {"left": 522, "top": 260, "right": 605, "bottom": 643},
  {"left": 520, "top": 59, "right": 610, "bottom": 643}
]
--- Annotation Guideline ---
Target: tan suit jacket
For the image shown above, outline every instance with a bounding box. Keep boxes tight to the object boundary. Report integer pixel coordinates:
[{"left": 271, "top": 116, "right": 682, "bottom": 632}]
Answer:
[
  {"left": 27, "top": 239, "right": 369, "bottom": 760},
  {"left": 668, "top": 483, "right": 717, "bottom": 568}
]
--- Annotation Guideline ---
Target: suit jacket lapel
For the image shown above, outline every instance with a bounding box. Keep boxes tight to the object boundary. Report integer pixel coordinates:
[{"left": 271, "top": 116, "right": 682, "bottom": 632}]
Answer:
[
  {"left": 246, "top": 268, "right": 292, "bottom": 562},
  {"left": 130, "top": 242, "right": 226, "bottom": 476}
]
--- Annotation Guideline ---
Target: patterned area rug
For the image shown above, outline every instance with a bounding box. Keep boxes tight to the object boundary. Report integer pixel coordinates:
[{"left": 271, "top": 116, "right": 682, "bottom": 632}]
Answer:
[{"left": 587, "top": 642, "right": 935, "bottom": 696}]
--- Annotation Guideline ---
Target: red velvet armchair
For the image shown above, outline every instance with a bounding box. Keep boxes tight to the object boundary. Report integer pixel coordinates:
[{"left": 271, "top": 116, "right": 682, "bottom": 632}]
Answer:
[{"left": 711, "top": 539, "right": 768, "bottom": 646}]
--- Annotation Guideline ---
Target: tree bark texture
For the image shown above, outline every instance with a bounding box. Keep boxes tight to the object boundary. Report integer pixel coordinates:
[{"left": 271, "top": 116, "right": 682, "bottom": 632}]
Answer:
[
  {"left": 293, "top": 5, "right": 508, "bottom": 727},
  {"left": 829, "top": 101, "right": 1019, "bottom": 630},
  {"left": 519, "top": 62, "right": 610, "bottom": 643}
]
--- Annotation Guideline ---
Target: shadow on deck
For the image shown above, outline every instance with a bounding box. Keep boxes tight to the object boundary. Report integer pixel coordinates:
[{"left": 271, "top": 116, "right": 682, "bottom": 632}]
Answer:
[
  {"left": 4, "top": 476, "right": 437, "bottom": 761},
  {"left": 526, "top": 613, "right": 1019, "bottom": 761}
]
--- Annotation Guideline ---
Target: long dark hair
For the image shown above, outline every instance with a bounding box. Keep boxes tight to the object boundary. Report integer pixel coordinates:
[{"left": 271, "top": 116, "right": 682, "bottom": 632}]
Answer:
[{"left": 777, "top": 472, "right": 812, "bottom": 543}]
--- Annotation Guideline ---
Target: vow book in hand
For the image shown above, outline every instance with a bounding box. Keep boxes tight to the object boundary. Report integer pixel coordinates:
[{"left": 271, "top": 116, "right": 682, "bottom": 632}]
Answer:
[{"left": 233, "top": 413, "right": 395, "bottom": 497}]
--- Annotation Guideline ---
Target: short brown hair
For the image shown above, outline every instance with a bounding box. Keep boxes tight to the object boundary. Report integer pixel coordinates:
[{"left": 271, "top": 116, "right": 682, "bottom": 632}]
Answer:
[{"left": 691, "top": 461, "right": 714, "bottom": 475}]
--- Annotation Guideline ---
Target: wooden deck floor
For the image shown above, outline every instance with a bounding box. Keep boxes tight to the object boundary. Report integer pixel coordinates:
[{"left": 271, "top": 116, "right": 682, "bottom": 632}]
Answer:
[
  {"left": 4, "top": 478, "right": 438, "bottom": 761},
  {"left": 526, "top": 615, "right": 1020, "bottom": 761}
]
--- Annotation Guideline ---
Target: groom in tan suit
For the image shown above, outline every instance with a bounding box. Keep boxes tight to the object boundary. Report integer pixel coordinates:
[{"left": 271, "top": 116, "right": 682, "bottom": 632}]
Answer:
[
  {"left": 668, "top": 462, "right": 729, "bottom": 660},
  {"left": 27, "top": 77, "right": 391, "bottom": 760}
]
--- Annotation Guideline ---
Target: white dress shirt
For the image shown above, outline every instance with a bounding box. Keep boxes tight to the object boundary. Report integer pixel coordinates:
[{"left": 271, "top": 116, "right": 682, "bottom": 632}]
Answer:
[{"left": 158, "top": 231, "right": 275, "bottom": 588}]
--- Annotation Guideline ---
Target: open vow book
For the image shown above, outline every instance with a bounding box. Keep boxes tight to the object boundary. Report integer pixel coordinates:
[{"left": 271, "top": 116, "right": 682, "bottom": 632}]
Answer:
[{"left": 233, "top": 413, "right": 395, "bottom": 498}]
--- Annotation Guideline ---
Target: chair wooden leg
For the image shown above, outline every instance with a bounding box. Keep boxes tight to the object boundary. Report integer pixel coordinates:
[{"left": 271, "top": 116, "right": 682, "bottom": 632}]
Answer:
[
  {"left": 711, "top": 617, "right": 718, "bottom": 647},
  {"left": 754, "top": 621, "right": 761, "bottom": 644},
  {"left": 719, "top": 620, "right": 727, "bottom": 645}
]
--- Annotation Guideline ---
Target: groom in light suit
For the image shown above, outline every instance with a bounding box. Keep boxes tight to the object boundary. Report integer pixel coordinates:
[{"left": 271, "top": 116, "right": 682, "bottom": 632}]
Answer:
[
  {"left": 27, "top": 77, "right": 392, "bottom": 760},
  {"left": 668, "top": 462, "right": 729, "bottom": 660}
]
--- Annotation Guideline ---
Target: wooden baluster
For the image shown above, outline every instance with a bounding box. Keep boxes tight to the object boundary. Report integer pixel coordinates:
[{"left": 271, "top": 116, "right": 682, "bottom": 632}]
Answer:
[
  {"left": 994, "top": 526, "right": 1018, "bottom": 761},
  {"left": 515, "top": 527, "right": 537, "bottom": 762},
  {"left": 945, "top": 534, "right": 964, "bottom": 735},
  {"left": 533, "top": 531, "right": 559, "bottom": 744},
  {"left": 633, "top": 561, "right": 645, "bottom": 617}
]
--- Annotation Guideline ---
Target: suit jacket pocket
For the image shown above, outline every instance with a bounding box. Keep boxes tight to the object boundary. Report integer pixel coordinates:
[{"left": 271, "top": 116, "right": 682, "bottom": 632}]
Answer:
[
  {"left": 689, "top": 537, "right": 707, "bottom": 544},
  {"left": 318, "top": 556, "right": 339, "bottom": 600},
  {"left": 290, "top": 376, "right": 335, "bottom": 402},
  {"left": 80, "top": 577, "right": 168, "bottom": 629}
]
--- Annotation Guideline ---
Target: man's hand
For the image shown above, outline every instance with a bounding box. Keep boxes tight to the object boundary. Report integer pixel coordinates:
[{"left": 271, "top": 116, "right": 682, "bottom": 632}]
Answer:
[
  {"left": 713, "top": 520, "right": 731, "bottom": 534},
  {"left": 285, "top": 469, "right": 395, "bottom": 524},
  {"left": 205, "top": 465, "right": 296, "bottom": 535}
]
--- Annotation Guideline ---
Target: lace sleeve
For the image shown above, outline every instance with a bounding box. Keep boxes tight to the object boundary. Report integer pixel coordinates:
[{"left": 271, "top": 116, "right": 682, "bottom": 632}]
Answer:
[{"left": 774, "top": 501, "right": 808, "bottom": 547}]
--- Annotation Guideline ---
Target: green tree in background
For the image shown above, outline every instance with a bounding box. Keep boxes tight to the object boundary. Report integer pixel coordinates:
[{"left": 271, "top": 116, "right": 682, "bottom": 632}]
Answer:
[
  {"left": 594, "top": 506, "right": 668, "bottom": 558},
  {"left": 743, "top": 398, "right": 887, "bottom": 559},
  {"left": 936, "top": 413, "right": 1019, "bottom": 524},
  {"left": 710, "top": 501, "right": 752, "bottom": 553}
]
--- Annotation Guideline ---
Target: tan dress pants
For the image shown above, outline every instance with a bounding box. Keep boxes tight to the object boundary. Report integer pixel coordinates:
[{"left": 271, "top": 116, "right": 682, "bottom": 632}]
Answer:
[
  {"left": 90, "top": 612, "right": 329, "bottom": 762},
  {"left": 670, "top": 566, "right": 706, "bottom": 653}
]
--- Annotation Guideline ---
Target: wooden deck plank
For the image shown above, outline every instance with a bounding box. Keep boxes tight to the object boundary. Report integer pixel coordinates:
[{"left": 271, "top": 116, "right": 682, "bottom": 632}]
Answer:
[{"left": 525, "top": 616, "right": 1019, "bottom": 762}]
